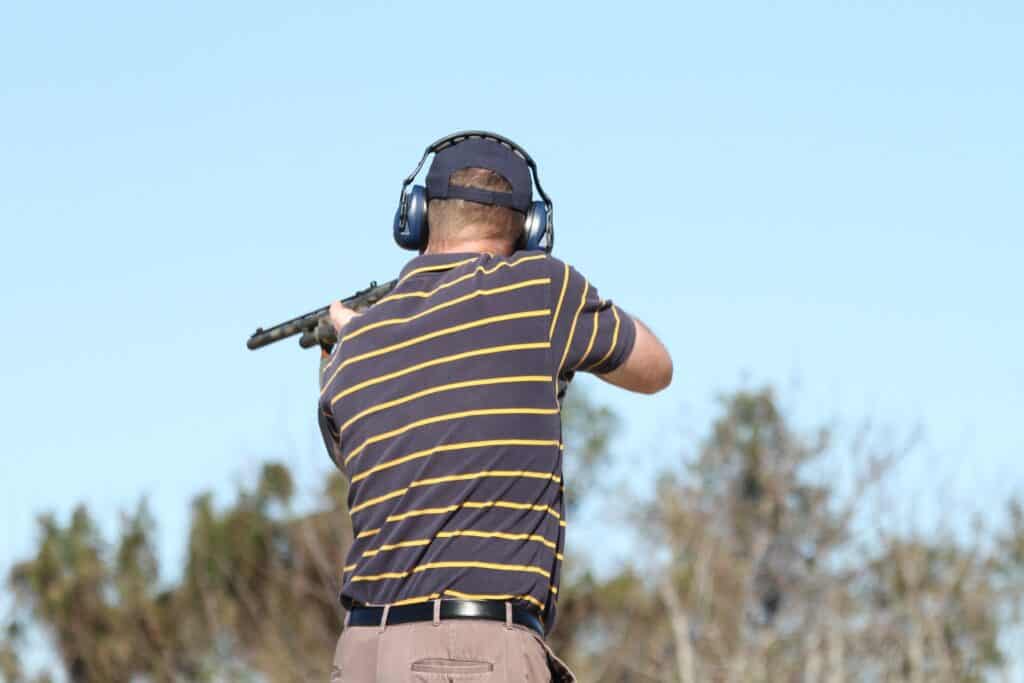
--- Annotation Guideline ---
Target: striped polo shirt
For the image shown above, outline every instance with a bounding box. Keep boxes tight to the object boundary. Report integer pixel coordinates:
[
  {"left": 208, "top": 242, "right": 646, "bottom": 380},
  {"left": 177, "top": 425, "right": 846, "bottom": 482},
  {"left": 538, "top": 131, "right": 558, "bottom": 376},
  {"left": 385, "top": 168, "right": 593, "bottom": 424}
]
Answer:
[{"left": 318, "top": 251, "right": 636, "bottom": 632}]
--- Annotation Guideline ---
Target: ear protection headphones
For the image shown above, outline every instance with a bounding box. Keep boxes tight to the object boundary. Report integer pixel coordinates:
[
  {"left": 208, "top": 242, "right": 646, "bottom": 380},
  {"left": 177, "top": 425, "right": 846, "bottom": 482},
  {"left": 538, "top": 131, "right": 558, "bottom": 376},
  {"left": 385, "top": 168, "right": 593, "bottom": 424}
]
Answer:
[{"left": 393, "top": 131, "right": 554, "bottom": 253}]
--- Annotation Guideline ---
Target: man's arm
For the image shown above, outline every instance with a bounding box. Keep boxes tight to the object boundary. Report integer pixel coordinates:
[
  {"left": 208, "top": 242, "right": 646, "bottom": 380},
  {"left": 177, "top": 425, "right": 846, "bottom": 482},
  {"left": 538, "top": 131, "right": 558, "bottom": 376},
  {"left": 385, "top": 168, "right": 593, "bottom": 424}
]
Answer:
[
  {"left": 550, "top": 261, "right": 672, "bottom": 396},
  {"left": 595, "top": 316, "right": 672, "bottom": 394}
]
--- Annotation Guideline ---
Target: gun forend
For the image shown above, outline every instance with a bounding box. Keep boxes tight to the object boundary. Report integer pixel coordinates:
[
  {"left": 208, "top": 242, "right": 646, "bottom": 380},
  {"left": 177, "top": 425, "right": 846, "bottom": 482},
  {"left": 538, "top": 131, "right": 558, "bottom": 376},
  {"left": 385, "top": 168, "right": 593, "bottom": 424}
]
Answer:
[{"left": 246, "top": 279, "right": 398, "bottom": 350}]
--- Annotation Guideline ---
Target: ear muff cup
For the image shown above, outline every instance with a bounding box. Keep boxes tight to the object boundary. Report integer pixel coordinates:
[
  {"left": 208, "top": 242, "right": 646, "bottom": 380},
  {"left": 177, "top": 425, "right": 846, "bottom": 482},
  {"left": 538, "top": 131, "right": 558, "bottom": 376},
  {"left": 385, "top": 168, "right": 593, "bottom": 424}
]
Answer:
[
  {"left": 521, "top": 201, "right": 550, "bottom": 252},
  {"left": 393, "top": 185, "right": 428, "bottom": 251}
]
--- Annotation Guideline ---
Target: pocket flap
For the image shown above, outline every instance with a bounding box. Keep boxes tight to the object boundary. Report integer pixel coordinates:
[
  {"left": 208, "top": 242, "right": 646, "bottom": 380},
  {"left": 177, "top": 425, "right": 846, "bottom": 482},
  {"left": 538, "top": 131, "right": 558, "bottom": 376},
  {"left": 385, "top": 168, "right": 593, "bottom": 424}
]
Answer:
[{"left": 411, "top": 658, "right": 494, "bottom": 674}]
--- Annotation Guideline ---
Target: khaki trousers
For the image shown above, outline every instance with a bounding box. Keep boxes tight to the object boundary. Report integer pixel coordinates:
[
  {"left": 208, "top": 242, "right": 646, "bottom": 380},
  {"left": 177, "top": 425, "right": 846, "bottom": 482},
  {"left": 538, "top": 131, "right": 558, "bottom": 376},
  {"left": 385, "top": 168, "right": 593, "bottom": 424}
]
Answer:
[{"left": 331, "top": 605, "right": 576, "bottom": 682}]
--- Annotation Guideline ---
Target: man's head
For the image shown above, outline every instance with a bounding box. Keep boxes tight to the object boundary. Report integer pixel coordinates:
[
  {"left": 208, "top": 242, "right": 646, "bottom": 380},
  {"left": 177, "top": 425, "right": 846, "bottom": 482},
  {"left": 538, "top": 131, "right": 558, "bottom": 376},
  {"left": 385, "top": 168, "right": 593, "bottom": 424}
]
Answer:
[
  {"left": 426, "top": 167, "right": 525, "bottom": 252},
  {"left": 424, "top": 138, "right": 533, "bottom": 254}
]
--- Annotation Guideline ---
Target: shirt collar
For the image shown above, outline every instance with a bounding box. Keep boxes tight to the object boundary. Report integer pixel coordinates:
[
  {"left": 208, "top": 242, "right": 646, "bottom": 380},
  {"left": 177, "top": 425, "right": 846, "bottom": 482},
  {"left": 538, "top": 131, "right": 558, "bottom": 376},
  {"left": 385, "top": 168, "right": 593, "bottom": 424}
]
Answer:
[{"left": 399, "top": 252, "right": 486, "bottom": 280}]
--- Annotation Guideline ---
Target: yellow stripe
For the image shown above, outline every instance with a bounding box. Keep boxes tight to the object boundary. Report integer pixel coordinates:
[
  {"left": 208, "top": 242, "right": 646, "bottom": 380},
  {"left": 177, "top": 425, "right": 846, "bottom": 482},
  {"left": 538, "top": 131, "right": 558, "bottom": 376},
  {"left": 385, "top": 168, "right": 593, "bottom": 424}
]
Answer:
[
  {"left": 556, "top": 553, "right": 564, "bottom": 561},
  {"left": 337, "top": 375, "right": 550, "bottom": 436},
  {"left": 586, "top": 305, "right": 621, "bottom": 371},
  {"left": 554, "top": 280, "right": 589, "bottom": 402},
  {"left": 337, "top": 309, "right": 549, "bottom": 372},
  {"left": 559, "top": 520, "right": 567, "bottom": 527},
  {"left": 409, "top": 470, "right": 561, "bottom": 488},
  {"left": 574, "top": 310, "right": 600, "bottom": 370},
  {"left": 523, "top": 595, "right": 546, "bottom": 611},
  {"left": 351, "top": 439, "right": 559, "bottom": 484},
  {"left": 350, "top": 471, "right": 561, "bottom": 517},
  {"left": 350, "top": 561, "right": 551, "bottom": 583},
  {"left": 391, "top": 592, "right": 441, "bottom": 606},
  {"left": 343, "top": 279, "right": 550, "bottom": 342},
  {"left": 548, "top": 262, "right": 570, "bottom": 340},
  {"left": 522, "top": 594, "right": 547, "bottom": 611},
  {"left": 557, "top": 280, "right": 589, "bottom": 374},
  {"left": 550, "top": 585, "right": 558, "bottom": 594},
  {"left": 436, "top": 529, "right": 558, "bottom": 550},
  {"left": 381, "top": 254, "right": 548, "bottom": 304},
  {"left": 398, "top": 257, "right": 478, "bottom": 283},
  {"left": 343, "top": 563, "right": 358, "bottom": 572},
  {"left": 361, "top": 538, "right": 431, "bottom": 558},
  {"left": 413, "top": 561, "right": 550, "bottom": 578},
  {"left": 322, "top": 311, "right": 548, "bottom": 392},
  {"left": 345, "top": 408, "right": 559, "bottom": 467},
  {"left": 330, "top": 342, "right": 550, "bottom": 405},
  {"left": 386, "top": 498, "right": 561, "bottom": 523},
  {"left": 356, "top": 528, "right": 380, "bottom": 539},
  {"left": 351, "top": 571, "right": 409, "bottom": 582},
  {"left": 349, "top": 487, "right": 409, "bottom": 514},
  {"left": 358, "top": 528, "right": 558, "bottom": 563},
  {"left": 464, "top": 500, "right": 561, "bottom": 519},
  {"left": 443, "top": 589, "right": 546, "bottom": 612},
  {"left": 386, "top": 505, "right": 459, "bottom": 523}
]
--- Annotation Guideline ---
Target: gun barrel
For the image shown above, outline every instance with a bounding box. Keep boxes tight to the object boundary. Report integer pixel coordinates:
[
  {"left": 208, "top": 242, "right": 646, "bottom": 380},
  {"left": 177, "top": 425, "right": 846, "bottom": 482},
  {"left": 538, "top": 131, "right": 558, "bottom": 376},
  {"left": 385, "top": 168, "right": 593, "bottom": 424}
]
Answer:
[
  {"left": 246, "top": 309, "right": 325, "bottom": 349},
  {"left": 246, "top": 279, "right": 398, "bottom": 351}
]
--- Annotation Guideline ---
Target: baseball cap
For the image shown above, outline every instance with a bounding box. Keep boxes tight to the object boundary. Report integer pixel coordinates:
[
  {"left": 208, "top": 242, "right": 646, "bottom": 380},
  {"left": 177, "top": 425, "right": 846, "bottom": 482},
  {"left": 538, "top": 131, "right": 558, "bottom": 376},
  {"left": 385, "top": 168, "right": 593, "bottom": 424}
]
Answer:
[{"left": 425, "top": 137, "right": 532, "bottom": 214}]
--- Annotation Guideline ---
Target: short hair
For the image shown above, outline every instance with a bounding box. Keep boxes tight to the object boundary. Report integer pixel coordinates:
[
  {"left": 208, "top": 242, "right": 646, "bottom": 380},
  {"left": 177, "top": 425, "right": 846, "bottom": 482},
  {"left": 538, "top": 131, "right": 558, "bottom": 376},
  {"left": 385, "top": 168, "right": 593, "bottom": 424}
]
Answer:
[{"left": 427, "top": 167, "right": 525, "bottom": 247}]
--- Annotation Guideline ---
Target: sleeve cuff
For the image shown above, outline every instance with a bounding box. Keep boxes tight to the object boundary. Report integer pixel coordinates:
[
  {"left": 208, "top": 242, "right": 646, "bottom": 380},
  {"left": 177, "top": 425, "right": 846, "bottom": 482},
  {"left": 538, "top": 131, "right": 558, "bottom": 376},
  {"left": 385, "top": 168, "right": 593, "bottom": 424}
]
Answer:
[{"left": 591, "top": 306, "right": 637, "bottom": 375}]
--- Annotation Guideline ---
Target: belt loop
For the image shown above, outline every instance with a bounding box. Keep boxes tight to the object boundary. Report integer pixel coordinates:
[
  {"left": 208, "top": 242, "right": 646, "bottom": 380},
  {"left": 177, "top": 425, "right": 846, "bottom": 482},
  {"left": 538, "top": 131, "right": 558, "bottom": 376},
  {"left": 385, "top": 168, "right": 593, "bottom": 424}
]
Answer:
[
  {"left": 378, "top": 604, "right": 390, "bottom": 634},
  {"left": 504, "top": 601, "right": 513, "bottom": 630},
  {"left": 433, "top": 598, "right": 442, "bottom": 626}
]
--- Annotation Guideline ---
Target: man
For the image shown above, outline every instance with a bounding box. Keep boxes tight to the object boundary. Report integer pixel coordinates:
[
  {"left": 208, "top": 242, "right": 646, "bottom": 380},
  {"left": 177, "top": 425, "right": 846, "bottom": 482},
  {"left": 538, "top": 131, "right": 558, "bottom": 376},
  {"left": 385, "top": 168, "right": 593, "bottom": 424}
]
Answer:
[{"left": 319, "top": 134, "right": 672, "bottom": 682}]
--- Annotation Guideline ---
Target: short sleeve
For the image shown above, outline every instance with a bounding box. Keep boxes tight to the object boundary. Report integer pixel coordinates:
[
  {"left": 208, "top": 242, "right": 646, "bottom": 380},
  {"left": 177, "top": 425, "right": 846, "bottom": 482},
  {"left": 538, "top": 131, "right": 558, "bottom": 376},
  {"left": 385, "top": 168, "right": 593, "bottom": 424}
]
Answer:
[{"left": 548, "top": 261, "right": 636, "bottom": 383}]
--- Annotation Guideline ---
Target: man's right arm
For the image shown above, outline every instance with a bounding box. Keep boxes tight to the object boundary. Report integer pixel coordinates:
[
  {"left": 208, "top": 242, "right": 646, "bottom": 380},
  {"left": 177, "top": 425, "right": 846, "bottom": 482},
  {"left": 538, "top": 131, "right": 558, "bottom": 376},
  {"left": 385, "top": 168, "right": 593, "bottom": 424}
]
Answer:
[
  {"left": 549, "top": 260, "right": 672, "bottom": 396},
  {"left": 595, "top": 316, "right": 672, "bottom": 394}
]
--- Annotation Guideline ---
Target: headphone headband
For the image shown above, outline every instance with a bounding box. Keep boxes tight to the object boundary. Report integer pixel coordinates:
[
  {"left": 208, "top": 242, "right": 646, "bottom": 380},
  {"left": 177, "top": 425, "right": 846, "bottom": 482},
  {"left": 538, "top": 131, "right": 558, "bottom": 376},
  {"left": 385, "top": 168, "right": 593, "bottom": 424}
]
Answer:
[{"left": 397, "top": 131, "right": 554, "bottom": 252}]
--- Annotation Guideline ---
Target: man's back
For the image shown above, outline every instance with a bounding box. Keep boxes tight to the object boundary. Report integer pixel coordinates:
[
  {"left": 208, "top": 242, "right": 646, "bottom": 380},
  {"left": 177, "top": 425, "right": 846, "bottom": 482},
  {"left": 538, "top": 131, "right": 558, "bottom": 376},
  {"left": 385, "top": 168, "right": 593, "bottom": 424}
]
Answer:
[{"left": 318, "top": 250, "right": 635, "bottom": 630}]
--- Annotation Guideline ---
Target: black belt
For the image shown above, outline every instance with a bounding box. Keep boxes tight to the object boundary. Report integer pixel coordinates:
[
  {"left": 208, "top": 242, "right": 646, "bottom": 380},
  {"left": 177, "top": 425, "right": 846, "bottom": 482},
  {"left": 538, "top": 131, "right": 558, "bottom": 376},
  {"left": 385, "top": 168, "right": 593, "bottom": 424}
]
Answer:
[{"left": 347, "top": 599, "right": 545, "bottom": 638}]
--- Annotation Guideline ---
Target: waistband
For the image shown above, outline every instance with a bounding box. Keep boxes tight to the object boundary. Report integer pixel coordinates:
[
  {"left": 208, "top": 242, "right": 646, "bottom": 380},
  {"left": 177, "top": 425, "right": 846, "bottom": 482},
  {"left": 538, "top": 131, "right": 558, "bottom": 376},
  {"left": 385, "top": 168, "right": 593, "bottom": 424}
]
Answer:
[{"left": 345, "top": 598, "right": 545, "bottom": 638}]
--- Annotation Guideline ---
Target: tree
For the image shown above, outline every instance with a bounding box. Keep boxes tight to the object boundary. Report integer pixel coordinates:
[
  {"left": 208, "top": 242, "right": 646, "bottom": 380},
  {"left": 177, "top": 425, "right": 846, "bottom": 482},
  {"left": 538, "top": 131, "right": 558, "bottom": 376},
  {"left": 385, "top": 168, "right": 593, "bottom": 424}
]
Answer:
[
  {"left": 5, "top": 387, "right": 1020, "bottom": 682},
  {"left": 564, "top": 387, "right": 1009, "bottom": 682},
  {"left": 6, "top": 464, "right": 353, "bottom": 682},
  {"left": 8, "top": 503, "right": 169, "bottom": 683}
]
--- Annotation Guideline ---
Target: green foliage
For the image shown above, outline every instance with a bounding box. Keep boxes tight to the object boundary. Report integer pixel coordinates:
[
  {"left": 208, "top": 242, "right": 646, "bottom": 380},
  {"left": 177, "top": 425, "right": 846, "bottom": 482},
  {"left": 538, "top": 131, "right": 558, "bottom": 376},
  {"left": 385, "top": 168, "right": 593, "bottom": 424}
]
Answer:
[
  {"left": 9, "top": 506, "right": 126, "bottom": 682},
  {"left": 0, "top": 622, "right": 25, "bottom": 683},
  {"left": 5, "top": 386, "right": 1021, "bottom": 682},
  {"left": 6, "top": 465, "right": 351, "bottom": 682},
  {"left": 558, "top": 388, "right": 1011, "bottom": 682}
]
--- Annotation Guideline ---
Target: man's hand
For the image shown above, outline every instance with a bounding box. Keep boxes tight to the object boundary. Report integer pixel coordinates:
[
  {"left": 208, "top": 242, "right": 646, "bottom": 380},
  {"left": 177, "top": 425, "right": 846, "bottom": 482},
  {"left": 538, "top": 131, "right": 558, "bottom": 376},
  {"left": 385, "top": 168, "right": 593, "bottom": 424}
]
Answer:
[{"left": 328, "top": 300, "right": 359, "bottom": 334}]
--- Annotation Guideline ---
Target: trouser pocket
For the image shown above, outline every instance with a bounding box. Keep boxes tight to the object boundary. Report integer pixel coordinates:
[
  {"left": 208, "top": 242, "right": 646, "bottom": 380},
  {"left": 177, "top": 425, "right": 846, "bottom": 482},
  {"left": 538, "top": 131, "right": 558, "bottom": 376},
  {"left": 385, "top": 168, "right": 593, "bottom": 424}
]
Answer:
[{"left": 411, "top": 657, "right": 494, "bottom": 675}]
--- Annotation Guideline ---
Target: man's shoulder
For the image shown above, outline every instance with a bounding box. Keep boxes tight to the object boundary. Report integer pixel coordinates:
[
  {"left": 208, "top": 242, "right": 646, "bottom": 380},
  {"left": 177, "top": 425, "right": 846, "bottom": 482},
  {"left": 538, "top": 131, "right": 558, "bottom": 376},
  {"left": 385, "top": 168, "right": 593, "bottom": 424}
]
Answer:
[
  {"left": 378, "top": 251, "right": 574, "bottom": 310},
  {"left": 489, "top": 251, "right": 571, "bottom": 280},
  {"left": 464, "top": 253, "right": 595, "bottom": 303},
  {"left": 484, "top": 250, "right": 561, "bottom": 270},
  {"left": 431, "top": 250, "right": 566, "bottom": 285}
]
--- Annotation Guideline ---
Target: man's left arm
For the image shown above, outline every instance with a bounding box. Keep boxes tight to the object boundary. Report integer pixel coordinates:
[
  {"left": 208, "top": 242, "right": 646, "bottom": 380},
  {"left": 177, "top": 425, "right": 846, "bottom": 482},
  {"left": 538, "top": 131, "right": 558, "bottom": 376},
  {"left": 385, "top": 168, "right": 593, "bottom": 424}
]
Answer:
[
  {"left": 317, "top": 300, "right": 361, "bottom": 468},
  {"left": 318, "top": 406, "right": 344, "bottom": 468}
]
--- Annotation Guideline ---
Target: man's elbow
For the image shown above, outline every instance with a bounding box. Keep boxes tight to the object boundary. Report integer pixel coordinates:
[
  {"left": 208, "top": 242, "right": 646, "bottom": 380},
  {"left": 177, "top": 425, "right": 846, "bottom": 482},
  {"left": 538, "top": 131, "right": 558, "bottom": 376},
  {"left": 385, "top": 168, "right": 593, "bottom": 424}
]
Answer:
[
  {"left": 640, "top": 354, "right": 673, "bottom": 394},
  {"left": 597, "top": 330, "right": 673, "bottom": 395},
  {"left": 627, "top": 319, "right": 672, "bottom": 394}
]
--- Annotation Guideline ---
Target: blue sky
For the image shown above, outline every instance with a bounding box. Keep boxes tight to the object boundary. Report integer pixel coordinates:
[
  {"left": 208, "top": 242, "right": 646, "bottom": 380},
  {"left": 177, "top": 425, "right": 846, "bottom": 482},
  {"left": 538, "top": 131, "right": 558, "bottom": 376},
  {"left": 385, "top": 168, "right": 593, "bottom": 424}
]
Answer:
[{"left": 2, "top": 0, "right": 1022, "bottom": 624}]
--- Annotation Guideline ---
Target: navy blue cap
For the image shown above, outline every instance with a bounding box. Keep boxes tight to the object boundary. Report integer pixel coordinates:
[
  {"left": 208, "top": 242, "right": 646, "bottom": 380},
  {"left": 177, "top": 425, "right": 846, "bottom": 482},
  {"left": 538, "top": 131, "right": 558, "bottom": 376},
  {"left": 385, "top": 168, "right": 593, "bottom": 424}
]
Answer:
[{"left": 425, "top": 138, "right": 532, "bottom": 213}]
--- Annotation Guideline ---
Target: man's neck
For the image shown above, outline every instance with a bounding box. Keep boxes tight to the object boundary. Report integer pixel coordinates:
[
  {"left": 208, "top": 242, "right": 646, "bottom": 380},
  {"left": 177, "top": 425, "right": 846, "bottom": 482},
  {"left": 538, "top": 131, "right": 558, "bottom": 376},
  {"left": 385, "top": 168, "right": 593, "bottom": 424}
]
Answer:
[{"left": 423, "top": 238, "right": 514, "bottom": 257}]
